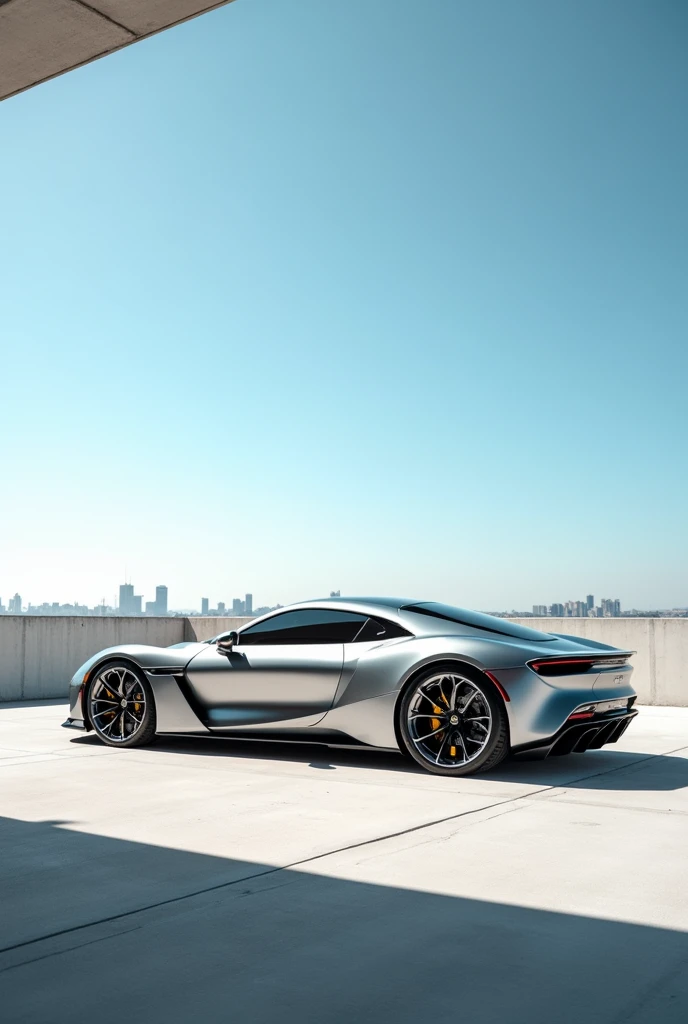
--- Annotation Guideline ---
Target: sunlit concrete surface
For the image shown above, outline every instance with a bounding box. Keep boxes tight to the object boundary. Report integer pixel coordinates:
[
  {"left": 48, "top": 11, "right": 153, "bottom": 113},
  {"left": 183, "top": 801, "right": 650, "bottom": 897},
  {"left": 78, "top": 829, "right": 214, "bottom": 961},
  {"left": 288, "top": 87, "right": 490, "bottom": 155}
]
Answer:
[
  {"left": 0, "top": 0, "right": 235, "bottom": 102},
  {"left": 1, "top": 702, "right": 687, "bottom": 1022}
]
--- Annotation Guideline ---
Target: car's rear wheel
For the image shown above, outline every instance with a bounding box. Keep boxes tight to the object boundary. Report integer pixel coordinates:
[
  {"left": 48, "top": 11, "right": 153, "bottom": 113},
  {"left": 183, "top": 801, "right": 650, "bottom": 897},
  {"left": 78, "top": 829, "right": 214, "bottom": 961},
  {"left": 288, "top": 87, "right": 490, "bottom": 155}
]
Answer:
[
  {"left": 88, "top": 661, "right": 156, "bottom": 748},
  {"left": 398, "top": 665, "right": 509, "bottom": 776}
]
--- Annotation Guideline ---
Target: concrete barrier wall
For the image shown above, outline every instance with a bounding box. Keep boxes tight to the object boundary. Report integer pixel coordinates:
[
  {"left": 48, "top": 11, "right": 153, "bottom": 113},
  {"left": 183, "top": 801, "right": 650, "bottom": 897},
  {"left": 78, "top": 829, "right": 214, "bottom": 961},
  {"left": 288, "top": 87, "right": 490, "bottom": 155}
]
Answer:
[
  {"left": 0, "top": 615, "right": 685, "bottom": 704},
  {"left": 0, "top": 616, "right": 251, "bottom": 701},
  {"left": 183, "top": 617, "right": 251, "bottom": 642}
]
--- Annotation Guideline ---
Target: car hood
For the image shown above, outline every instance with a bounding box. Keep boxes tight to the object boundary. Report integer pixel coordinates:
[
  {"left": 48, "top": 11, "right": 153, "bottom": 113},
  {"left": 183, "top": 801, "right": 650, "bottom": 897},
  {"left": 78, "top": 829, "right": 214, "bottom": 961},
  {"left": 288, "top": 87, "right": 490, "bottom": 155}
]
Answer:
[{"left": 71, "top": 642, "right": 209, "bottom": 684}]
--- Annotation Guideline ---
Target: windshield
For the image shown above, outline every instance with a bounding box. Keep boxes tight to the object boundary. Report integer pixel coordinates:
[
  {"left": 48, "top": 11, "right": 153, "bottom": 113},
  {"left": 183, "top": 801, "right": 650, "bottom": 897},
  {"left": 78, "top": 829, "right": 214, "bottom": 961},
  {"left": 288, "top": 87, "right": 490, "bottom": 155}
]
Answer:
[{"left": 401, "top": 603, "right": 556, "bottom": 642}]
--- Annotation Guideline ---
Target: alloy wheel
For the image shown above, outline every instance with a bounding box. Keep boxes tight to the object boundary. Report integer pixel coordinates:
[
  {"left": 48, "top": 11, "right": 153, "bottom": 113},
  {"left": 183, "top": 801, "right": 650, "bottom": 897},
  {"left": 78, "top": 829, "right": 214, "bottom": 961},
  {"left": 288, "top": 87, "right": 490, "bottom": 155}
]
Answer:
[
  {"left": 406, "top": 672, "right": 493, "bottom": 768},
  {"left": 90, "top": 665, "right": 147, "bottom": 744}
]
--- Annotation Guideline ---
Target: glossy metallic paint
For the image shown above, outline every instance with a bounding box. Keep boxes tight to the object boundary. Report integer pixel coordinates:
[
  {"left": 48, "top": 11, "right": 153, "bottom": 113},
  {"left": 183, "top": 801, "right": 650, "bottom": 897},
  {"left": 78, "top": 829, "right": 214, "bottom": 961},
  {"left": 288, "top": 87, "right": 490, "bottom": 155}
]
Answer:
[
  {"left": 184, "top": 642, "right": 344, "bottom": 728},
  {"left": 63, "top": 598, "right": 637, "bottom": 757},
  {"left": 147, "top": 673, "right": 211, "bottom": 734}
]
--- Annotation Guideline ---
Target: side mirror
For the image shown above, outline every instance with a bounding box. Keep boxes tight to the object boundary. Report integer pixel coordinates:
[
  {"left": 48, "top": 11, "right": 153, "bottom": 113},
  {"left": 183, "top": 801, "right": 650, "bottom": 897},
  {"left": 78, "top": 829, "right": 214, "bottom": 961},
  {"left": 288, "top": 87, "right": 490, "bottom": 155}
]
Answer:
[{"left": 217, "top": 631, "right": 239, "bottom": 656}]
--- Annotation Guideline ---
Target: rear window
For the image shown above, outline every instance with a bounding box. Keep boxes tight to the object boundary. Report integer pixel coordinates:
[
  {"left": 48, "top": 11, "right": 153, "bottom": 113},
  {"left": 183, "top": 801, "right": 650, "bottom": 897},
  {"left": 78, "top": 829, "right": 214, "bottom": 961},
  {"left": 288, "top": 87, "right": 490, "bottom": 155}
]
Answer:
[{"left": 401, "top": 603, "right": 555, "bottom": 642}]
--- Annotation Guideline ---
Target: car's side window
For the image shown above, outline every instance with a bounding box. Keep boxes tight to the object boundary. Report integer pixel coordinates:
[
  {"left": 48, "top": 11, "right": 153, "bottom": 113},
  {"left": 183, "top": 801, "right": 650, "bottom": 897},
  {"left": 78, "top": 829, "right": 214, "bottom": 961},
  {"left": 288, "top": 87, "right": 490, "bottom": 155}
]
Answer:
[
  {"left": 351, "top": 617, "right": 414, "bottom": 642},
  {"left": 239, "top": 609, "right": 368, "bottom": 645}
]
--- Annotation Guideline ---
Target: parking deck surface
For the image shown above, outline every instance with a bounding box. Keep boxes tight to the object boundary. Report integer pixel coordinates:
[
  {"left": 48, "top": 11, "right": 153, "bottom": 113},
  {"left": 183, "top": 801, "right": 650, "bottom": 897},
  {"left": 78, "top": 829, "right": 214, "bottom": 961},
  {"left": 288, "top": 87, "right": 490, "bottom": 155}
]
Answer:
[{"left": 1, "top": 701, "right": 687, "bottom": 1023}]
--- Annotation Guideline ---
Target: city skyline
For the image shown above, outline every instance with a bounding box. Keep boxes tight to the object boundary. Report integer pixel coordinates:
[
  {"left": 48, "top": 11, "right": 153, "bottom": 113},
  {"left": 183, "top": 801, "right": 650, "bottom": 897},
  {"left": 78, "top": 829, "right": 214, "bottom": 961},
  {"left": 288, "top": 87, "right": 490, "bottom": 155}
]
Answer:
[
  {"left": 0, "top": 582, "right": 271, "bottom": 618},
  {"left": 1, "top": 582, "right": 686, "bottom": 618},
  {"left": 530, "top": 595, "right": 622, "bottom": 618}
]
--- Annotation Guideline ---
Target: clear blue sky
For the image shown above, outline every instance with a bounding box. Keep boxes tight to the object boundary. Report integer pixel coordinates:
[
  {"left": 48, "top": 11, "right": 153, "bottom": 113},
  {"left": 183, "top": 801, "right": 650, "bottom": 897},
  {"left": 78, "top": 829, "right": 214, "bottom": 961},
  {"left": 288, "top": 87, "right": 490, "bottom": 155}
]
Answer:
[{"left": 1, "top": 0, "right": 686, "bottom": 612}]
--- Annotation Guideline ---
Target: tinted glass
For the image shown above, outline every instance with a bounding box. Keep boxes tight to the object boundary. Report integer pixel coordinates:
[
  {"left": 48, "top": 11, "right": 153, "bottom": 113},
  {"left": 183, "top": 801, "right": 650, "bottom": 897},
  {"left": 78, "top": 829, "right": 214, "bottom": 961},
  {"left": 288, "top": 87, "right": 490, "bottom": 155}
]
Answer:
[
  {"left": 352, "top": 617, "right": 413, "bottom": 642},
  {"left": 239, "top": 609, "right": 367, "bottom": 645},
  {"left": 401, "top": 603, "right": 555, "bottom": 641}
]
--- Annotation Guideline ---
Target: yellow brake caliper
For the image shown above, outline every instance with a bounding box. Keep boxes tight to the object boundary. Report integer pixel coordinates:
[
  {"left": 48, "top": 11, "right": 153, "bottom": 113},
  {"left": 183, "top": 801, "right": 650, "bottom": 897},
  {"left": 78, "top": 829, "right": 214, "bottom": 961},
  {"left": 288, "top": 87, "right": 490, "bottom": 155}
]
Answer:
[
  {"left": 104, "top": 688, "right": 116, "bottom": 722},
  {"left": 432, "top": 688, "right": 456, "bottom": 758}
]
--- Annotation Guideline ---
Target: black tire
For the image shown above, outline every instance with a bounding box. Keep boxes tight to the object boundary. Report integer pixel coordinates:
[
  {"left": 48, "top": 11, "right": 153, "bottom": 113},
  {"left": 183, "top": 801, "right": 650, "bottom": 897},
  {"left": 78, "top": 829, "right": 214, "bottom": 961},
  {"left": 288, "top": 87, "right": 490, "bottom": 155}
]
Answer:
[
  {"left": 88, "top": 660, "right": 156, "bottom": 749},
  {"left": 397, "top": 663, "right": 509, "bottom": 776}
]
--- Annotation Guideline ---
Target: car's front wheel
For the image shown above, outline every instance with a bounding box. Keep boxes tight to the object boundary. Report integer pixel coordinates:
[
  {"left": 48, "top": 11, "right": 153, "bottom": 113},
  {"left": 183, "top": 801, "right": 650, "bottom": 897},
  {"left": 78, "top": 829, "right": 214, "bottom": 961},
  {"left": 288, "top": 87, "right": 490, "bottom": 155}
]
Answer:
[
  {"left": 88, "top": 661, "right": 156, "bottom": 748},
  {"left": 398, "top": 665, "right": 509, "bottom": 776}
]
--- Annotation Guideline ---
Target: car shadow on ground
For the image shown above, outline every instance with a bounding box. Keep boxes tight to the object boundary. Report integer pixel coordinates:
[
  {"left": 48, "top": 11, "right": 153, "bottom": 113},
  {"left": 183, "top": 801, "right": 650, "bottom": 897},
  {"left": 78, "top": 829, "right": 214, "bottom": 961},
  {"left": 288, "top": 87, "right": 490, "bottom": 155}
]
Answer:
[
  {"left": 1, "top": 814, "right": 687, "bottom": 1024},
  {"left": 69, "top": 732, "right": 688, "bottom": 791}
]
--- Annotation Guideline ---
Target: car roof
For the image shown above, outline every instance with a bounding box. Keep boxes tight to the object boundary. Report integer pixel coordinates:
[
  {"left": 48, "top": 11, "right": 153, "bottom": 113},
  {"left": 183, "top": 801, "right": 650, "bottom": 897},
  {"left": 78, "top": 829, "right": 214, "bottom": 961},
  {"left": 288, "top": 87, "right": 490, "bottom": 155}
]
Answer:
[{"left": 309, "top": 596, "right": 418, "bottom": 610}]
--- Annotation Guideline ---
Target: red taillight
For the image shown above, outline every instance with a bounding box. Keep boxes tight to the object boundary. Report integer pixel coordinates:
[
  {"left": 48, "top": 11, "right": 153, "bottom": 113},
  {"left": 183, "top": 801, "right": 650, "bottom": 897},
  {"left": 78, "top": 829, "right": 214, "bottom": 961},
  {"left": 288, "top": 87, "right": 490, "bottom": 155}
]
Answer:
[
  {"left": 484, "top": 671, "right": 510, "bottom": 702},
  {"left": 529, "top": 654, "right": 632, "bottom": 677},
  {"left": 568, "top": 711, "right": 595, "bottom": 720},
  {"left": 529, "top": 658, "right": 594, "bottom": 676}
]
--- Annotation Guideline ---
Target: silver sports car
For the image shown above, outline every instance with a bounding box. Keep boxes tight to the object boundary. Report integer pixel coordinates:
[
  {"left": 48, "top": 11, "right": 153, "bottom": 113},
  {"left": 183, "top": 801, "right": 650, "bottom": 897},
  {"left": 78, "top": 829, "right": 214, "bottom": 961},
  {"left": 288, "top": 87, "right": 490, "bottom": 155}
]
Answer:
[{"left": 63, "top": 597, "right": 638, "bottom": 776}]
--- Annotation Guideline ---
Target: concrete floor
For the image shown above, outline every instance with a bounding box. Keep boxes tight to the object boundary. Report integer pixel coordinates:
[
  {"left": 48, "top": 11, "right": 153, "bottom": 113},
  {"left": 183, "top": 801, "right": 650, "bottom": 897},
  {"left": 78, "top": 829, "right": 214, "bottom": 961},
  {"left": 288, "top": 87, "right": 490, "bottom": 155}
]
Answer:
[{"left": 1, "top": 703, "right": 687, "bottom": 1023}]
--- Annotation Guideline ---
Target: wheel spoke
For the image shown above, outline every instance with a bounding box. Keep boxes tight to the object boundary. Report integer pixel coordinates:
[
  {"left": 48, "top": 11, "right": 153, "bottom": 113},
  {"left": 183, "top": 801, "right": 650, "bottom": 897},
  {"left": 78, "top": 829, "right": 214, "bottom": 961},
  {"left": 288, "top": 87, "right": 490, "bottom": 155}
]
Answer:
[
  {"left": 419, "top": 685, "right": 438, "bottom": 704},
  {"left": 435, "top": 732, "right": 450, "bottom": 764},
  {"left": 421, "top": 680, "right": 447, "bottom": 706},
  {"left": 102, "top": 711, "right": 122, "bottom": 735},
  {"left": 469, "top": 721, "right": 489, "bottom": 733},
  {"left": 99, "top": 673, "right": 122, "bottom": 698},
  {"left": 461, "top": 690, "right": 480, "bottom": 713},
  {"left": 414, "top": 724, "right": 446, "bottom": 743},
  {"left": 96, "top": 686, "right": 119, "bottom": 701}
]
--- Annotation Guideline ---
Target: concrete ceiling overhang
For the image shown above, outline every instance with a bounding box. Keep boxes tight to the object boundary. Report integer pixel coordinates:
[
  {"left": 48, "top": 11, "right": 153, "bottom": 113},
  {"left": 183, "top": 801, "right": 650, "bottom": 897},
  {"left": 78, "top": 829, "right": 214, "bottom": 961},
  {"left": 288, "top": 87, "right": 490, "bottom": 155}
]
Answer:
[{"left": 0, "top": 0, "right": 236, "bottom": 102}]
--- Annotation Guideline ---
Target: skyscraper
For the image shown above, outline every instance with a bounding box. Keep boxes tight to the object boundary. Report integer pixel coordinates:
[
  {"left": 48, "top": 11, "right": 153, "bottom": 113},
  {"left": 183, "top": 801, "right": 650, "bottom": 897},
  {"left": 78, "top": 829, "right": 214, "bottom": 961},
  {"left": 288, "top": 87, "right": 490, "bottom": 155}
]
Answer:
[
  {"left": 245, "top": 593, "right": 253, "bottom": 616},
  {"left": 586, "top": 595, "right": 594, "bottom": 611},
  {"left": 232, "top": 598, "right": 244, "bottom": 615},
  {"left": 201, "top": 597, "right": 209, "bottom": 616},
  {"left": 119, "top": 583, "right": 142, "bottom": 615},
  {"left": 155, "top": 586, "right": 168, "bottom": 615},
  {"left": 9, "top": 593, "right": 22, "bottom": 614},
  {"left": 119, "top": 584, "right": 134, "bottom": 615}
]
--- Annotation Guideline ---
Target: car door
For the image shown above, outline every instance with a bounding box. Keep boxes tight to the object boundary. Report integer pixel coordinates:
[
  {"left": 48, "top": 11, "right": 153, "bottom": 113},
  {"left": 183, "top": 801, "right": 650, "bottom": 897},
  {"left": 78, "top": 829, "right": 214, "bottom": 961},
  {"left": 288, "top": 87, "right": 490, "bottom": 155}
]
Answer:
[{"left": 184, "top": 608, "right": 369, "bottom": 729}]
